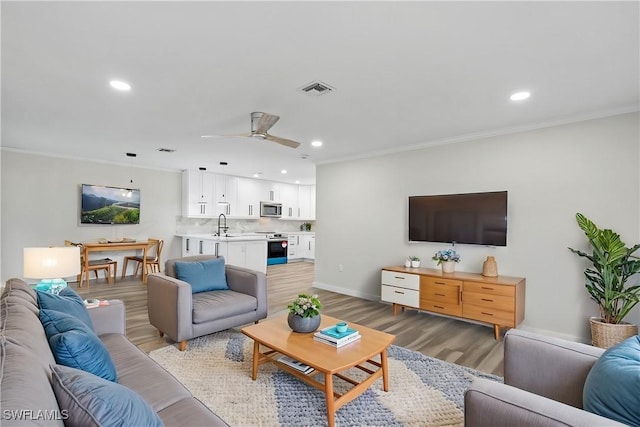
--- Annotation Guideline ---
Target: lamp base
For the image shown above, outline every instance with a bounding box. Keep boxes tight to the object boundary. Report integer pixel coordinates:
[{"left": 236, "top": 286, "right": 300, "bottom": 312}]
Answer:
[{"left": 33, "top": 278, "right": 68, "bottom": 294}]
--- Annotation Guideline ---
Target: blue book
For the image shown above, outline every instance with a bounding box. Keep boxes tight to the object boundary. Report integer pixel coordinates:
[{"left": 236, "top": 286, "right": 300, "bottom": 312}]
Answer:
[{"left": 320, "top": 325, "right": 358, "bottom": 340}]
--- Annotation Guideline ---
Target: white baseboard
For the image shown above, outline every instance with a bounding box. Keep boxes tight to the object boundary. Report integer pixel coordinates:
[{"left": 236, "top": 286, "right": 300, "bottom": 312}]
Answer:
[
  {"left": 312, "top": 281, "right": 379, "bottom": 302},
  {"left": 517, "top": 324, "right": 589, "bottom": 344}
]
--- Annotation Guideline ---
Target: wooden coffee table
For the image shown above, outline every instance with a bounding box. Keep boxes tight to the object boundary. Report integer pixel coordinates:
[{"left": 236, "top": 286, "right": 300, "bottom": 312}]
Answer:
[{"left": 241, "top": 314, "right": 395, "bottom": 427}]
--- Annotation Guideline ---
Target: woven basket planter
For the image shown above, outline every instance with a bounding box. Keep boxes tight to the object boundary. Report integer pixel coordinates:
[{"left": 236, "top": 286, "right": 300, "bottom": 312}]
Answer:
[{"left": 589, "top": 317, "right": 638, "bottom": 349}]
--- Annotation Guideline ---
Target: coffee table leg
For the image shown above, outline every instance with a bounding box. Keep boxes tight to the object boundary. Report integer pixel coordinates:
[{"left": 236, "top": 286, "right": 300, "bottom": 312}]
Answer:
[
  {"left": 324, "top": 372, "right": 335, "bottom": 427},
  {"left": 381, "top": 348, "right": 390, "bottom": 392},
  {"left": 251, "top": 341, "right": 259, "bottom": 380}
]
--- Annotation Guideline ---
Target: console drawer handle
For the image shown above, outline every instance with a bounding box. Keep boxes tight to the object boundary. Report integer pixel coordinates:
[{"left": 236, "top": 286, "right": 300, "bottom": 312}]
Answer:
[
  {"left": 481, "top": 286, "right": 494, "bottom": 290},
  {"left": 435, "top": 293, "right": 446, "bottom": 297},
  {"left": 434, "top": 282, "right": 446, "bottom": 285},
  {"left": 434, "top": 305, "right": 445, "bottom": 309},
  {"left": 394, "top": 291, "right": 405, "bottom": 294},
  {"left": 481, "top": 298, "right": 494, "bottom": 302},
  {"left": 394, "top": 276, "right": 405, "bottom": 280},
  {"left": 481, "top": 312, "right": 494, "bottom": 316}
]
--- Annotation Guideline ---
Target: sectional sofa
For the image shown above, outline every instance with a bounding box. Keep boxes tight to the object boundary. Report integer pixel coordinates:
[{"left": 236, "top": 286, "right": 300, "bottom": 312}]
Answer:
[{"left": 0, "top": 278, "right": 227, "bottom": 426}]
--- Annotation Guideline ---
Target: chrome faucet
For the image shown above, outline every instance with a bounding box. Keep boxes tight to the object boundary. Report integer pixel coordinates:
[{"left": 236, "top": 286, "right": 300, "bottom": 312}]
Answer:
[{"left": 217, "top": 213, "right": 228, "bottom": 236}]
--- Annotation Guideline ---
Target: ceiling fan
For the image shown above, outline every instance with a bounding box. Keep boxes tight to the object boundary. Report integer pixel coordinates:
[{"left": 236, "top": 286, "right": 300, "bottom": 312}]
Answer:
[{"left": 209, "top": 112, "right": 301, "bottom": 149}]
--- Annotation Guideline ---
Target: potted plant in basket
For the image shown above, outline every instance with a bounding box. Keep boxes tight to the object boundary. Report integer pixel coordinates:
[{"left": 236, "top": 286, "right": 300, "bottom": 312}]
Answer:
[
  {"left": 432, "top": 248, "right": 461, "bottom": 273},
  {"left": 568, "top": 213, "right": 640, "bottom": 348},
  {"left": 287, "top": 293, "right": 322, "bottom": 333}
]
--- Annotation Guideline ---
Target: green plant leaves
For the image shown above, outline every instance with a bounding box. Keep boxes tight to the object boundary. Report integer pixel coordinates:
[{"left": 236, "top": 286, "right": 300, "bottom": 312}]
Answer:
[{"left": 568, "top": 213, "right": 640, "bottom": 324}]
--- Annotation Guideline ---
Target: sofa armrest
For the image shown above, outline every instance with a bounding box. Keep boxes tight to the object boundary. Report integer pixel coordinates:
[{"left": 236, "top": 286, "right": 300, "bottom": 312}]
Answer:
[
  {"left": 504, "top": 329, "right": 605, "bottom": 408},
  {"left": 147, "top": 273, "right": 193, "bottom": 342},
  {"left": 464, "top": 378, "right": 625, "bottom": 427},
  {"left": 88, "top": 300, "right": 126, "bottom": 336},
  {"left": 225, "top": 265, "right": 268, "bottom": 320}
]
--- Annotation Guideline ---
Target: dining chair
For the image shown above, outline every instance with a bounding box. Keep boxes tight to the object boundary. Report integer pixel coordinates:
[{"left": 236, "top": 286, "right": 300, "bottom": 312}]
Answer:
[
  {"left": 64, "top": 240, "right": 117, "bottom": 288},
  {"left": 122, "top": 238, "right": 164, "bottom": 279}
]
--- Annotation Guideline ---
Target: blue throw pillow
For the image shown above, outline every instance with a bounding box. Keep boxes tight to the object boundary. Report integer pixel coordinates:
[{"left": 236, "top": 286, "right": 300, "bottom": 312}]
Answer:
[
  {"left": 39, "top": 309, "right": 117, "bottom": 382},
  {"left": 51, "top": 364, "right": 163, "bottom": 427},
  {"left": 37, "top": 287, "right": 94, "bottom": 330},
  {"left": 175, "top": 258, "right": 228, "bottom": 293},
  {"left": 583, "top": 335, "right": 640, "bottom": 426}
]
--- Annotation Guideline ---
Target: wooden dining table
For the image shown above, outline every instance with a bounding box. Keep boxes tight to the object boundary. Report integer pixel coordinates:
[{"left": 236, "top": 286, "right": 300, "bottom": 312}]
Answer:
[{"left": 82, "top": 240, "right": 152, "bottom": 283}]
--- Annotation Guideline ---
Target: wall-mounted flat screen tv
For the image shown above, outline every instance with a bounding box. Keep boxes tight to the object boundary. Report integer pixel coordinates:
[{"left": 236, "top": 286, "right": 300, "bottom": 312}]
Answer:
[
  {"left": 80, "top": 184, "right": 140, "bottom": 225},
  {"left": 409, "top": 191, "right": 507, "bottom": 246}
]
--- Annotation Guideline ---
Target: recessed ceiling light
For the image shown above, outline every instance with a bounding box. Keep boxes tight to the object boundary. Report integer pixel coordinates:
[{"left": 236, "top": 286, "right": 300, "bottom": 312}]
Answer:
[
  {"left": 110, "top": 80, "right": 131, "bottom": 91},
  {"left": 311, "top": 140, "right": 323, "bottom": 147},
  {"left": 295, "top": 180, "right": 300, "bottom": 184},
  {"left": 510, "top": 91, "right": 531, "bottom": 101},
  {"left": 281, "top": 170, "right": 287, "bottom": 174}
]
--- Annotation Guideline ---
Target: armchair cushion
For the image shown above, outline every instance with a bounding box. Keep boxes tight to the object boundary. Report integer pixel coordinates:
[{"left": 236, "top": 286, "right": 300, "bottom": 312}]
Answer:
[
  {"left": 583, "top": 335, "right": 640, "bottom": 426},
  {"left": 192, "top": 290, "right": 257, "bottom": 324},
  {"left": 174, "top": 258, "right": 228, "bottom": 293}
]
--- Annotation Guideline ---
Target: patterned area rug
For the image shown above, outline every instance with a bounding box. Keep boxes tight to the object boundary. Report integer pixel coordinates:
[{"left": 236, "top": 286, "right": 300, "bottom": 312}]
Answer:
[{"left": 149, "top": 330, "right": 502, "bottom": 427}]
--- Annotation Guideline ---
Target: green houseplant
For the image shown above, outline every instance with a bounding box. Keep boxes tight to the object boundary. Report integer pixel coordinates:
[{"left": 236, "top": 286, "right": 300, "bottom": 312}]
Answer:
[
  {"left": 287, "top": 293, "right": 322, "bottom": 333},
  {"left": 568, "top": 213, "right": 640, "bottom": 347}
]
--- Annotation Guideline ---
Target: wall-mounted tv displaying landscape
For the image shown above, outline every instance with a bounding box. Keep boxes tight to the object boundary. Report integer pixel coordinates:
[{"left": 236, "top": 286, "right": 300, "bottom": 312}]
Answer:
[
  {"left": 409, "top": 191, "right": 507, "bottom": 246},
  {"left": 80, "top": 184, "right": 140, "bottom": 225}
]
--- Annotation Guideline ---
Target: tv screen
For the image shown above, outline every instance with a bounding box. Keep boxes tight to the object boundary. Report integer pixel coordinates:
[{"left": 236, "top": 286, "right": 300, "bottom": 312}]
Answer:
[
  {"left": 409, "top": 191, "right": 507, "bottom": 246},
  {"left": 81, "top": 184, "right": 140, "bottom": 224}
]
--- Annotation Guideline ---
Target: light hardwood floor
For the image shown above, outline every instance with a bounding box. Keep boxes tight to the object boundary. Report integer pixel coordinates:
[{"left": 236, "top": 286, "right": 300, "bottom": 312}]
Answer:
[{"left": 71, "top": 261, "right": 504, "bottom": 376}]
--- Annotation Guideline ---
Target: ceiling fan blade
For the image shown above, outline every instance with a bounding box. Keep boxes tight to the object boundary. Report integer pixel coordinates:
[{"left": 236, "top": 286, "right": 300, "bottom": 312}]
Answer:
[
  {"left": 265, "top": 134, "right": 301, "bottom": 149},
  {"left": 254, "top": 113, "right": 280, "bottom": 134},
  {"left": 202, "top": 132, "right": 252, "bottom": 139}
]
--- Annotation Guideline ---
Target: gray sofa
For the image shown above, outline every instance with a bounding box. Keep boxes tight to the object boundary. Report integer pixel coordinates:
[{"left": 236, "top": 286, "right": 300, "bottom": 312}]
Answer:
[
  {"left": 464, "top": 329, "right": 626, "bottom": 426},
  {"left": 0, "top": 278, "right": 227, "bottom": 426},
  {"left": 147, "top": 255, "right": 268, "bottom": 351}
]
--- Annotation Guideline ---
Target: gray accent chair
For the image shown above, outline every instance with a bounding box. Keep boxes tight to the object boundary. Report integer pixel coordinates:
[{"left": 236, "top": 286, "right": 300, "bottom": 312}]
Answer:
[
  {"left": 147, "top": 255, "right": 268, "bottom": 351},
  {"left": 464, "top": 329, "right": 626, "bottom": 426}
]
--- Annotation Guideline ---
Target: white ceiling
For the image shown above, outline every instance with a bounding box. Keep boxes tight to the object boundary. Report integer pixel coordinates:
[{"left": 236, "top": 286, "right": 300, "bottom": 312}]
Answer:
[{"left": 2, "top": 1, "right": 638, "bottom": 185}]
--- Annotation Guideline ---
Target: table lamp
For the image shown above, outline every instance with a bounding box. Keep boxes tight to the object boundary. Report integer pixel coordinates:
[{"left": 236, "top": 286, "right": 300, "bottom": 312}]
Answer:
[{"left": 23, "top": 247, "right": 81, "bottom": 294}]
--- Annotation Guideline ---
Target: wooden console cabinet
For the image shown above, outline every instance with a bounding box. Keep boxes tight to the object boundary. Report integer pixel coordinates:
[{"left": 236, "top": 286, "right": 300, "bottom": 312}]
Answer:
[{"left": 381, "top": 266, "right": 525, "bottom": 340}]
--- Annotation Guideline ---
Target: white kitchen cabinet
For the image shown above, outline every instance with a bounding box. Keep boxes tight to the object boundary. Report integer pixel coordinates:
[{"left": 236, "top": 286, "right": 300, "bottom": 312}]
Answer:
[
  {"left": 287, "top": 233, "right": 302, "bottom": 260},
  {"left": 302, "top": 234, "right": 315, "bottom": 260},
  {"left": 219, "top": 241, "right": 267, "bottom": 274},
  {"left": 280, "top": 183, "right": 299, "bottom": 219},
  {"left": 214, "top": 174, "right": 238, "bottom": 216},
  {"left": 182, "top": 237, "right": 218, "bottom": 257},
  {"left": 182, "top": 170, "right": 215, "bottom": 217},
  {"left": 297, "top": 185, "right": 316, "bottom": 220},
  {"left": 236, "top": 178, "right": 261, "bottom": 218},
  {"left": 262, "top": 181, "right": 280, "bottom": 202}
]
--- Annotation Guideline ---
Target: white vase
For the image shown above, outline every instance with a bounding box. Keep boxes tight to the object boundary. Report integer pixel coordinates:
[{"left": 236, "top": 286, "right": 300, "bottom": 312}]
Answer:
[
  {"left": 404, "top": 259, "right": 411, "bottom": 268},
  {"left": 411, "top": 260, "right": 420, "bottom": 268},
  {"left": 441, "top": 261, "right": 455, "bottom": 273}
]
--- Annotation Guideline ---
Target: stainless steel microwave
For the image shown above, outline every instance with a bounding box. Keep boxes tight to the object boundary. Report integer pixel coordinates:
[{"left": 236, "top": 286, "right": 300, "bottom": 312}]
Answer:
[{"left": 260, "top": 202, "right": 282, "bottom": 218}]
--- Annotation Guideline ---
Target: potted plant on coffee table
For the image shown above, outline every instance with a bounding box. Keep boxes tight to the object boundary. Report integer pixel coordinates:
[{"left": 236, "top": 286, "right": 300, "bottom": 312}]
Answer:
[
  {"left": 287, "top": 293, "right": 322, "bottom": 333},
  {"left": 568, "top": 213, "right": 640, "bottom": 348}
]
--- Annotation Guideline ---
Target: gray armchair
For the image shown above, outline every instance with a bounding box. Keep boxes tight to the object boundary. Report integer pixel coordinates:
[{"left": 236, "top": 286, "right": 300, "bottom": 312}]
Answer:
[
  {"left": 464, "top": 329, "right": 625, "bottom": 426},
  {"left": 147, "top": 255, "right": 267, "bottom": 351}
]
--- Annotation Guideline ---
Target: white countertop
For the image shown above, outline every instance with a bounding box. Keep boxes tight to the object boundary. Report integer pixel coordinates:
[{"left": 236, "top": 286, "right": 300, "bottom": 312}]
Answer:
[{"left": 176, "top": 233, "right": 268, "bottom": 242}]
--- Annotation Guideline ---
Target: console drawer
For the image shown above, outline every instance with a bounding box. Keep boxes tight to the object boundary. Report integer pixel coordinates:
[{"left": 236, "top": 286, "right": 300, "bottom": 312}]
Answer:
[
  {"left": 381, "top": 270, "right": 420, "bottom": 290},
  {"left": 463, "top": 304, "right": 514, "bottom": 327},
  {"left": 420, "top": 300, "right": 462, "bottom": 317},
  {"left": 463, "top": 281, "right": 514, "bottom": 297},
  {"left": 463, "top": 291, "right": 514, "bottom": 312},
  {"left": 424, "top": 276, "right": 463, "bottom": 288},
  {"left": 421, "top": 284, "right": 460, "bottom": 305},
  {"left": 381, "top": 285, "right": 419, "bottom": 308}
]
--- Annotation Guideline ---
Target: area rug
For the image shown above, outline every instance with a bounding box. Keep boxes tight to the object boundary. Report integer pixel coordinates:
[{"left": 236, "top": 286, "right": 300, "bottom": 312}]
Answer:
[{"left": 149, "top": 330, "right": 502, "bottom": 426}]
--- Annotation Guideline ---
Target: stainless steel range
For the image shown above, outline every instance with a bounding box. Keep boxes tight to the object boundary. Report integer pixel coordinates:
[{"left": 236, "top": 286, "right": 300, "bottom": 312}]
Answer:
[{"left": 256, "top": 232, "right": 289, "bottom": 265}]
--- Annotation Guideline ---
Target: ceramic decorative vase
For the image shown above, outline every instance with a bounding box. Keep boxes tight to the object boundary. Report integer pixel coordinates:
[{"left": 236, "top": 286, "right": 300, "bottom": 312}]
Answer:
[
  {"left": 404, "top": 259, "right": 411, "bottom": 268},
  {"left": 441, "top": 261, "right": 456, "bottom": 273},
  {"left": 482, "top": 256, "right": 498, "bottom": 277},
  {"left": 287, "top": 313, "right": 321, "bottom": 333}
]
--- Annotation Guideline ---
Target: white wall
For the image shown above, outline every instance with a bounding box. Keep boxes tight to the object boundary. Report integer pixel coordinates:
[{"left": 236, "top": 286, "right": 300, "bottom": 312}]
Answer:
[
  {"left": 1, "top": 151, "right": 183, "bottom": 282},
  {"left": 315, "top": 112, "right": 640, "bottom": 342}
]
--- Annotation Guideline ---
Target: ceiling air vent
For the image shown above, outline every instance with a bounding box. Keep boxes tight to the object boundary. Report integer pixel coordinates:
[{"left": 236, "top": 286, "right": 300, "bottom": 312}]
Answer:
[
  {"left": 157, "top": 148, "right": 176, "bottom": 153},
  {"left": 299, "top": 80, "right": 335, "bottom": 97}
]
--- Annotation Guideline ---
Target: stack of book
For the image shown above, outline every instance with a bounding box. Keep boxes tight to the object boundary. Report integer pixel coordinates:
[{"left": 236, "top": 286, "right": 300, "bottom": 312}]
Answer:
[{"left": 313, "top": 325, "right": 361, "bottom": 347}]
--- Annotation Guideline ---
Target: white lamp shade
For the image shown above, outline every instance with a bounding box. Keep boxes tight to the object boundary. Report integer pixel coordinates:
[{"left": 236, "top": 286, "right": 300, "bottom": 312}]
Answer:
[{"left": 23, "top": 247, "right": 81, "bottom": 279}]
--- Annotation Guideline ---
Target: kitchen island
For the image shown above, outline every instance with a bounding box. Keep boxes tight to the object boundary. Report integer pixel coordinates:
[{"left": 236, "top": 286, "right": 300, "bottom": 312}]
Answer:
[{"left": 178, "top": 234, "right": 268, "bottom": 274}]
